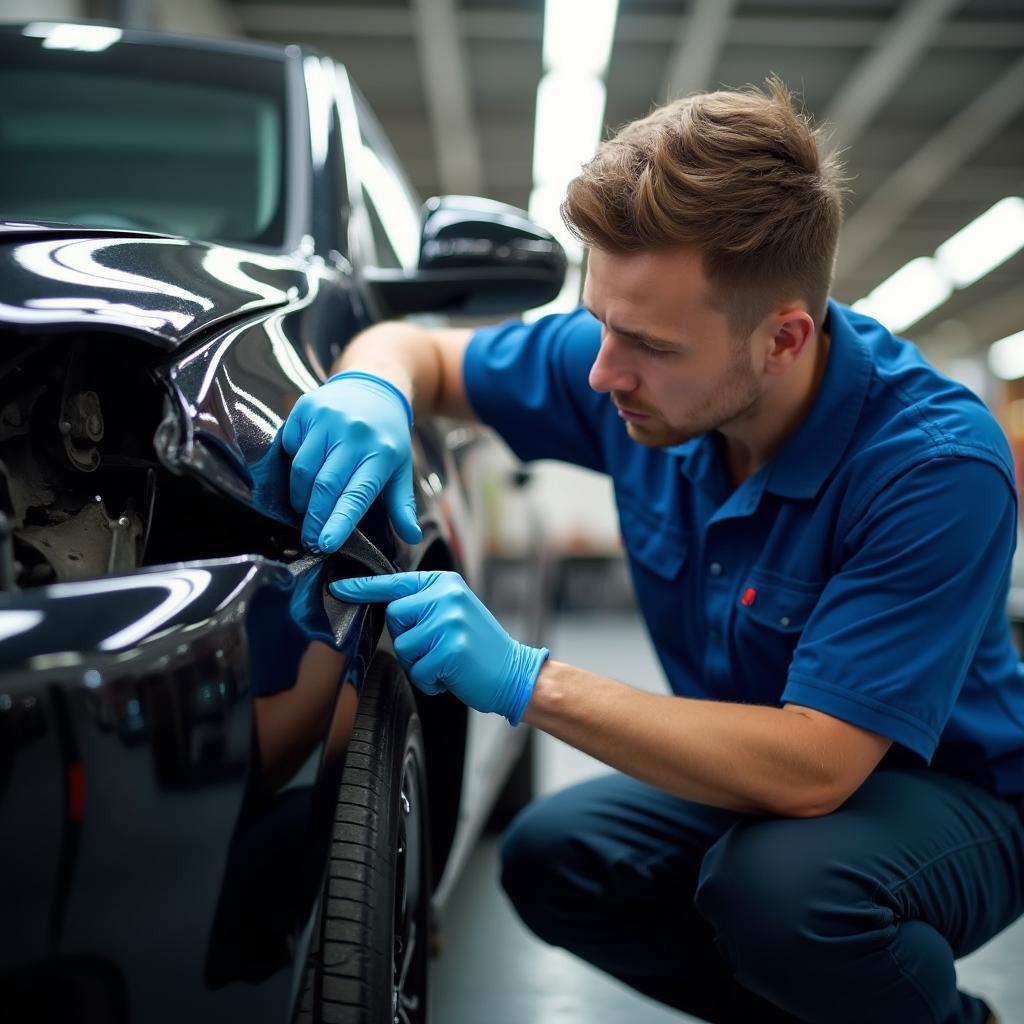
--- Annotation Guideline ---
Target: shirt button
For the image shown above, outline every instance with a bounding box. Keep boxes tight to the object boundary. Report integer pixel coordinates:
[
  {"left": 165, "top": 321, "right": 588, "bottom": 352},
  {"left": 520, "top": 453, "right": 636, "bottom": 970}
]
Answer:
[
  {"left": 780, "top": 616, "right": 791, "bottom": 627},
  {"left": 709, "top": 562, "right": 723, "bottom": 576},
  {"left": 709, "top": 628, "right": 721, "bottom": 643}
]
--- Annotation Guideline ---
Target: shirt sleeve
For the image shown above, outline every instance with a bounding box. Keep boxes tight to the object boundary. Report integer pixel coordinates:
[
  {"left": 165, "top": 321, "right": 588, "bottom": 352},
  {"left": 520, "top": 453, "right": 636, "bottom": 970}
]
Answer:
[
  {"left": 463, "top": 308, "right": 608, "bottom": 472},
  {"left": 782, "top": 456, "right": 1018, "bottom": 761}
]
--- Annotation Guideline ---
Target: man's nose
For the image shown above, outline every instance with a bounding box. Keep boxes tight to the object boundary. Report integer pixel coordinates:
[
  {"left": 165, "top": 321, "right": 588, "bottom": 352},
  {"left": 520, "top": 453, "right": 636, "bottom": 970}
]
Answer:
[{"left": 589, "top": 335, "right": 639, "bottom": 394}]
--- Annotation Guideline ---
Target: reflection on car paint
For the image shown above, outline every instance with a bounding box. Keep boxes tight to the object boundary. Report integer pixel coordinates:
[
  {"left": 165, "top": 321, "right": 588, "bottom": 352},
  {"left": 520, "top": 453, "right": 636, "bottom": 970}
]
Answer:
[
  {"left": 0, "top": 229, "right": 307, "bottom": 349},
  {"left": 0, "top": 21, "right": 561, "bottom": 1020},
  {"left": 0, "top": 553, "right": 373, "bottom": 1007},
  {"left": 14, "top": 236, "right": 214, "bottom": 310}
]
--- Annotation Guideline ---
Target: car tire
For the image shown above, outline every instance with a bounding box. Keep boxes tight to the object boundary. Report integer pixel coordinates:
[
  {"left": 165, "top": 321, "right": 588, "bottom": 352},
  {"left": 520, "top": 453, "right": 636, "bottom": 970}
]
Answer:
[{"left": 296, "top": 653, "right": 430, "bottom": 1024}]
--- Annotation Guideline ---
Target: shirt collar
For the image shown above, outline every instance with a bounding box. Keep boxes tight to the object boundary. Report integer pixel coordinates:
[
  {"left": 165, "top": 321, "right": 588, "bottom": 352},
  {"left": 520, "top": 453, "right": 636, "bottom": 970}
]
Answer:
[
  {"left": 669, "top": 436, "right": 713, "bottom": 482},
  {"left": 670, "top": 300, "right": 873, "bottom": 502},
  {"left": 764, "top": 299, "right": 873, "bottom": 499}
]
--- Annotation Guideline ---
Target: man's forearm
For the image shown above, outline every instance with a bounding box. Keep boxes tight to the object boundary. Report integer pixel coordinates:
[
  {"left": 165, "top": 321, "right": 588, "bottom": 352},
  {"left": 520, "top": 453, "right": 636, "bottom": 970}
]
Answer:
[
  {"left": 330, "top": 322, "right": 445, "bottom": 417},
  {"left": 522, "top": 660, "right": 842, "bottom": 817}
]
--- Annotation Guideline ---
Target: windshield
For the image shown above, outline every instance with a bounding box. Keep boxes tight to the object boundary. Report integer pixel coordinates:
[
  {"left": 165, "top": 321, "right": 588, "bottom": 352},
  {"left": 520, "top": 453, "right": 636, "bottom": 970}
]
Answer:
[{"left": 0, "top": 30, "right": 288, "bottom": 248}]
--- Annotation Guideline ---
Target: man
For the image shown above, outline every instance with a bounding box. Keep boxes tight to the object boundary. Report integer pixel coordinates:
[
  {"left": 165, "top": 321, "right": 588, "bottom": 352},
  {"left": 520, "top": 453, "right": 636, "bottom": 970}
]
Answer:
[{"left": 282, "top": 79, "right": 1024, "bottom": 1022}]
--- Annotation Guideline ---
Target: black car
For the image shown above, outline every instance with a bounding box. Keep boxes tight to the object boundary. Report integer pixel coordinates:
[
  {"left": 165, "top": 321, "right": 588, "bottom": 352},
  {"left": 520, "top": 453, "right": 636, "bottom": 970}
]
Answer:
[{"left": 0, "top": 22, "right": 565, "bottom": 1024}]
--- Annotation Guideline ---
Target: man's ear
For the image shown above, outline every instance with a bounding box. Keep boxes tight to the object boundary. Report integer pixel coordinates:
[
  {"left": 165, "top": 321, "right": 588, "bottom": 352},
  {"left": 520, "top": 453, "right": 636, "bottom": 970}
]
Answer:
[{"left": 763, "top": 309, "right": 816, "bottom": 375}]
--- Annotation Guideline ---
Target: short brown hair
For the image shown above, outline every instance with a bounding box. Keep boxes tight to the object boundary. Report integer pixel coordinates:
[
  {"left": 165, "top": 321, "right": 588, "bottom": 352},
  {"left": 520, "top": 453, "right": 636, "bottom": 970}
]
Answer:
[{"left": 562, "top": 76, "right": 845, "bottom": 335}]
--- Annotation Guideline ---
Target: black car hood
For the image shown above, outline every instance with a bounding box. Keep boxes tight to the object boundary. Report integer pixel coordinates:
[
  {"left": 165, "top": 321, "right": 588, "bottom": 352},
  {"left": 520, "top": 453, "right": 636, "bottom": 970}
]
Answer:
[{"left": 0, "top": 220, "right": 310, "bottom": 351}]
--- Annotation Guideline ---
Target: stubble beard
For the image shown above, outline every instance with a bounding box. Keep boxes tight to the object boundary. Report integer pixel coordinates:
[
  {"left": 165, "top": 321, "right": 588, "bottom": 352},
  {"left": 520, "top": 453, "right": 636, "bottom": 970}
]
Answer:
[{"left": 623, "top": 346, "right": 763, "bottom": 448}]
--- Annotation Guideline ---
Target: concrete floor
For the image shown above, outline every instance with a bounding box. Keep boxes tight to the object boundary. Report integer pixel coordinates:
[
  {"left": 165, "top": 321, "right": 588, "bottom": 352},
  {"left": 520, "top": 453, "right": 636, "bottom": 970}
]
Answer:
[{"left": 429, "top": 610, "right": 1024, "bottom": 1023}]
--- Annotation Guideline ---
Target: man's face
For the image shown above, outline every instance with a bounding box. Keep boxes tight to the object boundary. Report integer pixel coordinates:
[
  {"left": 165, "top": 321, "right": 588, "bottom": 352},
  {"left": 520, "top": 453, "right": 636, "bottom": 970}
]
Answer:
[{"left": 583, "top": 247, "right": 766, "bottom": 448}]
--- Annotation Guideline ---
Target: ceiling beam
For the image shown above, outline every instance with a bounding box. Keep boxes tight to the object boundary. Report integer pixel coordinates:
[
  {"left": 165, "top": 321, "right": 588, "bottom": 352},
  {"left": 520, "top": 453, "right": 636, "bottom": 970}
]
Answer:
[
  {"left": 660, "top": 0, "right": 738, "bottom": 101},
  {"left": 725, "top": 17, "right": 1022, "bottom": 49},
  {"left": 824, "top": 0, "right": 963, "bottom": 150},
  {"left": 837, "top": 53, "right": 1024, "bottom": 278},
  {"left": 238, "top": 4, "right": 411, "bottom": 37},
  {"left": 409, "top": 0, "right": 483, "bottom": 196},
  {"left": 233, "top": 7, "right": 1024, "bottom": 50}
]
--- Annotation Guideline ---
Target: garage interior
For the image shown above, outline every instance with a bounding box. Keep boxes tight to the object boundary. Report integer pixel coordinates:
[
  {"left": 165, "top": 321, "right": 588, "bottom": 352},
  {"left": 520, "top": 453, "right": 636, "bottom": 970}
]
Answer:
[{"left": 2, "top": 0, "right": 1023, "bottom": 1021}]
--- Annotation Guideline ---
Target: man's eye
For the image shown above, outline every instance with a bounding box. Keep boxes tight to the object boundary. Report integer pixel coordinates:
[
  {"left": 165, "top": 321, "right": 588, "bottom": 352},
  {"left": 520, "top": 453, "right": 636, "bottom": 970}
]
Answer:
[{"left": 634, "top": 338, "right": 673, "bottom": 358}]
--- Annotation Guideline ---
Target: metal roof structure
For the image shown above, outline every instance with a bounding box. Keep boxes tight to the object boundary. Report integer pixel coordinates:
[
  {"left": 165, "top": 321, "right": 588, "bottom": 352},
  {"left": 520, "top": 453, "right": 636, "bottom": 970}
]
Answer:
[{"left": 230, "top": 0, "right": 1024, "bottom": 367}]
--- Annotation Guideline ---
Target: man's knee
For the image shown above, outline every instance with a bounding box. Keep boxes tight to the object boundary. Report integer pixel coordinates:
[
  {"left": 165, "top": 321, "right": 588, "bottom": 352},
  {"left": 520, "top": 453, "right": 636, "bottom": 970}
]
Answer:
[
  {"left": 499, "top": 781, "right": 631, "bottom": 948},
  {"left": 498, "top": 793, "right": 584, "bottom": 939},
  {"left": 694, "top": 818, "right": 884, "bottom": 981}
]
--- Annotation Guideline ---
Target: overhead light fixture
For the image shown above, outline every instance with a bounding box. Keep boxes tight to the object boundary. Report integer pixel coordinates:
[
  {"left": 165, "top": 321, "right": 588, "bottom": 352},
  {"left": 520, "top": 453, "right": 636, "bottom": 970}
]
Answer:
[
  {"left": 527, "top": 0, "right": 618, "bottom": 319},
  {"left": 934, "top": 196, "right": 1024, "bottom": 289},
  {"left": 23, "top": 22, "right": 123, "bottom": 52},
  {"left": 852, "top": 257, "right": 952, "bottom": 333},
  {"left": 532, "top": 72, "right": 607, "bottom": 188},
  {"left": 543, "top": 0, "right": 619, "bottom": 76},
  {"left": 988, "top": 329, "right": 1024, "bottom": 381},
  {"left": 854, "top": 194, "right": 1024, "bottom": 332}
]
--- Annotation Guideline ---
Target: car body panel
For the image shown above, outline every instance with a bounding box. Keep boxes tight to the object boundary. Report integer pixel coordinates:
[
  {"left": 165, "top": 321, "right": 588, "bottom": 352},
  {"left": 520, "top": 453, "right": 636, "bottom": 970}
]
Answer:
[
  {"left": 0, "top": 22, "right": 545, "bottom": 1020},
  {"left": 0, "top": 554, "right": 375, "bottom": 1022},
  {"left": 0, "top": 226, "right": 311, "bottom": 351}
]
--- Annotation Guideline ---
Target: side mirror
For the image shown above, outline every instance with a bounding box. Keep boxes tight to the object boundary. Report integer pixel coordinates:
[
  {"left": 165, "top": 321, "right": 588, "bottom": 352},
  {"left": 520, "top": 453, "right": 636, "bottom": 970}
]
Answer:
[{"left": 363, "top": 196, "right": 567, "bottom": 318}]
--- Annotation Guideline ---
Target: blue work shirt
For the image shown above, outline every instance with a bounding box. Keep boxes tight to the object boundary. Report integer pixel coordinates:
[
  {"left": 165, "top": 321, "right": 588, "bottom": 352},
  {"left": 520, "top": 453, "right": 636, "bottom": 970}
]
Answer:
[{"left": 464, "top": 300, "right": 1024, "bottom": 798}]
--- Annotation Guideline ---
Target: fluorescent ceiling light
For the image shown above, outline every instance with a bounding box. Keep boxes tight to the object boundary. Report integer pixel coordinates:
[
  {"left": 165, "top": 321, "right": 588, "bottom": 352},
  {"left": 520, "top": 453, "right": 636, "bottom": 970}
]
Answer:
[
  {"left": 988, "top": 329, "right": 1024, "bottom": 381},
  {"left": 853, "top": 256, "right": 952, "bottom": 333},
  {"left": 854, "top": 194, "right": 1024, "bottom": 332},
  {"left": 543, "top": 0, "right": 619, "bottom": 76},
  {"left": 23, "top": 23, "right": 122, "bottom": 52},
  {"left": 532, "top": 72, "right": 606, "bottom": 187},
  {"left": 934, "top": 196, "right": 1024, "bottom": 289}
]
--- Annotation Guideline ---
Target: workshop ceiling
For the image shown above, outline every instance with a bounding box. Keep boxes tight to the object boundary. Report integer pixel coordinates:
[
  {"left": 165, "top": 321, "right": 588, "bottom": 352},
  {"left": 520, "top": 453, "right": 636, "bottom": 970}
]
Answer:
[{"left": 81, "top": 1, "right": 1024, "bottom": 360}]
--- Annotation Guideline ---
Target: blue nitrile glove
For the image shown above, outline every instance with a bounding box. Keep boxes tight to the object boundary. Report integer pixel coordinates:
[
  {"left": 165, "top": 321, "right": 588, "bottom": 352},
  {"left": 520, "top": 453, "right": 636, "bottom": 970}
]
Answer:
[
  {"left": 281, "top": 371, "right": 421, "bottom": 552},
  {"left": 330, "top": 571, "right": 549, "bottom": 725}
]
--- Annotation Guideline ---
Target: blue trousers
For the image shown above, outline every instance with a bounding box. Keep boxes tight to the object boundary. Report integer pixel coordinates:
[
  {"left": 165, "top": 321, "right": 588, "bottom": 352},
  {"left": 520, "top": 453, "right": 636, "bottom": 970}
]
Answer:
[{"left": 499, "top": 768, "right": 1024, "bottom": 1023}]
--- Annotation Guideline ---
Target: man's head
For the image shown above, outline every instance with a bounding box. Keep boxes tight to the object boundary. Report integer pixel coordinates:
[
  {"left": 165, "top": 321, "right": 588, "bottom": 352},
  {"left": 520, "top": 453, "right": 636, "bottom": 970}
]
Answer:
[{"left": 565, "top": 77, "right": 844, "bottom": 449}]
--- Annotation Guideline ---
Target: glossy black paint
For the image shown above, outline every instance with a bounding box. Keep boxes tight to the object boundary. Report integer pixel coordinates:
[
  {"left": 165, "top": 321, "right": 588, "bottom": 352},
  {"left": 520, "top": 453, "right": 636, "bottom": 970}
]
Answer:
[
  {"left": 420, "top": 195, "right": 568, "bottom": 275},
  {"left": 0, "top": 226, "right": 309, "bottom": 351},
  {"left": 0, "top": 554, "right": 376, "bottom": 1023},
  {"left": 364, "top": 195, "right": 567, "bottom": 318},
  {"left": 0, "top": 22, "right": 543, "bottom": 1023}
]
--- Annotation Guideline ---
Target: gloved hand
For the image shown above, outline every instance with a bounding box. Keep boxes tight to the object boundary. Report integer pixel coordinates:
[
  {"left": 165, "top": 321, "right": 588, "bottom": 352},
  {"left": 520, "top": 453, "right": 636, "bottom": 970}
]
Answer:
[
  {"left": 330, "top": 571, "right": 549, "bottom": 725},
  {"left": 282, "top": 371, "right": 422, "bottom": 553}
]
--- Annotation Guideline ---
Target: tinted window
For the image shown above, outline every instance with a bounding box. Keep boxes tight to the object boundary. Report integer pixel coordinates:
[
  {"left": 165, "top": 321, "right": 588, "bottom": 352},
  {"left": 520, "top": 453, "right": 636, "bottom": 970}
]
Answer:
[{"left": 0, "top": 32, "right": 288, "bottom": 247}]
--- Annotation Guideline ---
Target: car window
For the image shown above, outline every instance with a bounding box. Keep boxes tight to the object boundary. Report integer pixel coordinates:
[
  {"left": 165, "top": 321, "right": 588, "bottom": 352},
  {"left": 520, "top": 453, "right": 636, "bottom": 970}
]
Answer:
[
  {"left": 0, "top": 35, "right": 288, "bottom": 247},
  {"left": 351, "top": 85, "right": 421, "bottom": 270}
]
